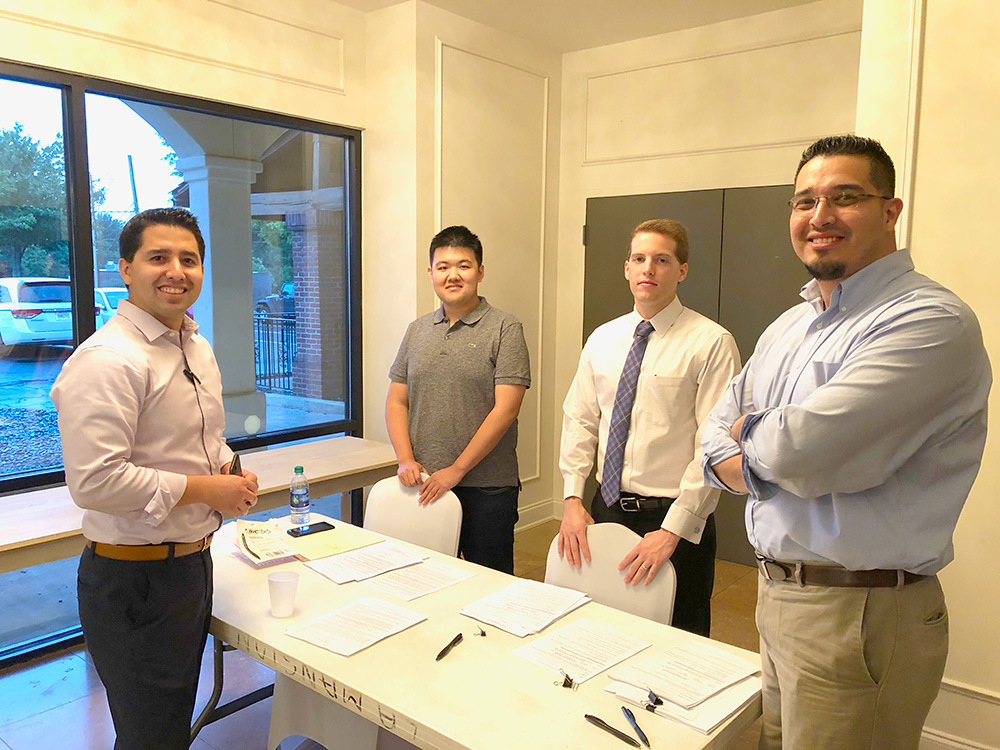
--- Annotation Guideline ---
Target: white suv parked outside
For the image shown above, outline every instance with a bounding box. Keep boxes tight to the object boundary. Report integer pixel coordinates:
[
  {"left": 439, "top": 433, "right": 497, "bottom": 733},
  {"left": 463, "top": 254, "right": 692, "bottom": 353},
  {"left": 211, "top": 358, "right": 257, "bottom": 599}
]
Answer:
[{"left": 0, "top": 277, "right": 73, "bottom": 356}]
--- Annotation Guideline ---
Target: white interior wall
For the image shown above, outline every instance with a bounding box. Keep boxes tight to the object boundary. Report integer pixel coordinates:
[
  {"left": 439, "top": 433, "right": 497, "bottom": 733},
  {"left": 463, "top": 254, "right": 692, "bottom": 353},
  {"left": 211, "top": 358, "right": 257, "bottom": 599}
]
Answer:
[{"left": 857, "top": 2, "right": 1000, "bottom": 748}]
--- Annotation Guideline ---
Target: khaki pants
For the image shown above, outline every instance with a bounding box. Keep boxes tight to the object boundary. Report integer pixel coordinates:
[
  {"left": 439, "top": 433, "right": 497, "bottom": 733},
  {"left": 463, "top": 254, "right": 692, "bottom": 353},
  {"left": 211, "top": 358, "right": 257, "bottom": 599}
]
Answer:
[{"left": 756, "top": 574, "right": 948, "bottom": 750}]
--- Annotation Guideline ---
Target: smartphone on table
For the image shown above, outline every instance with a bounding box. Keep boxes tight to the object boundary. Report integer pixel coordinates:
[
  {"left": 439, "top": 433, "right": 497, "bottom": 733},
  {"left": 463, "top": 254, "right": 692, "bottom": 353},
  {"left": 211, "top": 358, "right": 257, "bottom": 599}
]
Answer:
[{"left": 287, "top": 522, "right": 335, "bottom": 538}]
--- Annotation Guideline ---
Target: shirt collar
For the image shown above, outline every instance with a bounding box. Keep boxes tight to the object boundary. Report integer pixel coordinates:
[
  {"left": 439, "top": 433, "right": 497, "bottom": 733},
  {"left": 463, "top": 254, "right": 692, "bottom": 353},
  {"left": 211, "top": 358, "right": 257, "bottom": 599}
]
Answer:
[
  {"left": 433, "top": 296, "right": 490, "bottom": 326},
  {"left": 630, "top": 295, "right": 683, "bottom": 334},
  {"left": 117, "top": 299, "right": 199, "bottom": 342},
  {"left": 799, "top": 249, "right": 914, "bottom": 312}
]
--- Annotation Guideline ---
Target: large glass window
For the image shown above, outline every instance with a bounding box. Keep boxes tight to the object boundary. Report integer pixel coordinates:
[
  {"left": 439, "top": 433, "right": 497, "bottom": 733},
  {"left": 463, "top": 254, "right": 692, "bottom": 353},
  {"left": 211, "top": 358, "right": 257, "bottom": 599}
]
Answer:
[
  {"left": 0, "top": 77, "right": 73, "bottom": 483},
  {"left": 0, "top": 62, "right": 361, "bottom": 663}
]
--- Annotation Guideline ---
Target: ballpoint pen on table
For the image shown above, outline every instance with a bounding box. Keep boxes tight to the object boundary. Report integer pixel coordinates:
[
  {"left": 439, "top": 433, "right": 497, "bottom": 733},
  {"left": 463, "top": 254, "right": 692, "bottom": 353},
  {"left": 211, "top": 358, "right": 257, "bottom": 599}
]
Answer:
[
  {"left": 584, "top": 714, "right": 641, "bottom": 748},
  {"left": 622, "top": 706, "right": 650, "bottom": 747},
  {"left": 436, "top": 633, "right": 463, "bottom": 661}
]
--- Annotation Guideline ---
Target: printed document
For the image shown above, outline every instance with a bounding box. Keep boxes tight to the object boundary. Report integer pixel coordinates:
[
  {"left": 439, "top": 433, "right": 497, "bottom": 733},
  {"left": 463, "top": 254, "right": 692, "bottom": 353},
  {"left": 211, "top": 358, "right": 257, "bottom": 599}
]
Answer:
[
  {"left": 362, "top": 559, "right": 474, "bottom": 601},
  {"left": 513, "top": 618, "right": 650, "bottom": 683},
  {"left": 608, "top": 676, "right": 762, "bottom": 735},
  {"left": 609, "top": 641, "right": 760, "bottom": 709},
  {"left": 285, "top": 597, "right": 427, "bottom": 656},
  {"left": 459, "top": 579, "right": 590, "bottom": 637},
  {"left": 305, "top": 542, "right": 428, "bottom": 584}
]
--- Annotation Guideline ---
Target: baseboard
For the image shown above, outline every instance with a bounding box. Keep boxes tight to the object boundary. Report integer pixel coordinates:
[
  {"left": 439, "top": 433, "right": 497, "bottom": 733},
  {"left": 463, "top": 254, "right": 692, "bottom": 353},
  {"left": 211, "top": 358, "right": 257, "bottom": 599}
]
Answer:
[
  {"left": 514, "top": 497, "right": 556, "bottom": 531},
  {"left": 921, "top": 679, "right": 1000, "bottom": 750}
]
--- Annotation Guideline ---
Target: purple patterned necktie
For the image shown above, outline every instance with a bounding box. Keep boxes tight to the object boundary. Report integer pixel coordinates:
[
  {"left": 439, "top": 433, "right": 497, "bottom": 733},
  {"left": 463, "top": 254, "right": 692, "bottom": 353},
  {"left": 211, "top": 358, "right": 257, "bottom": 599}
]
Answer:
[{"left": 601, "top": 319, "right": 655, "bottom": 507}]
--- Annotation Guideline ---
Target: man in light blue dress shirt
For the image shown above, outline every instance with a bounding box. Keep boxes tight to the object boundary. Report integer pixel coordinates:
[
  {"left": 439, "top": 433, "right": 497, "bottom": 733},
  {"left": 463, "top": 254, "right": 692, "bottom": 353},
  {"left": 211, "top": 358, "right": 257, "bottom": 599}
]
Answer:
[{"left": 702, "top": 135, "right": 991, "bottom": 749}]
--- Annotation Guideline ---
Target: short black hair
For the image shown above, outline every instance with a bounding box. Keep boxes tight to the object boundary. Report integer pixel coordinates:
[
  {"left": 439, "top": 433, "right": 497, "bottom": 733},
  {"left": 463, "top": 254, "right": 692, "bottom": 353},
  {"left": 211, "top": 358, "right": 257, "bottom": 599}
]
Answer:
[
  {"left": 429, "top": 225, "right": 483, "bottom": 266},
  {"left": 119, "top": 208, "right": 206, "bottom": 263},
  {"left": 795, "top": 134, "right": 896, "bottom": 196}
]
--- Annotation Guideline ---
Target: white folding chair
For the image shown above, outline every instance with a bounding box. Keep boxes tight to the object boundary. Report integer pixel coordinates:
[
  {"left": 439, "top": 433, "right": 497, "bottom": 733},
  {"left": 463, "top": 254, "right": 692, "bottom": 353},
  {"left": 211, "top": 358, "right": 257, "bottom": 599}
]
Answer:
[
  {"left": 363, "top": 476, "right": 463, "bottom": 556},
  {"left": 544, "top": 522, "right": 676, "bottom": 625},
  {"left": 269, "top": 478, "right": 463, "bottom": 750}
]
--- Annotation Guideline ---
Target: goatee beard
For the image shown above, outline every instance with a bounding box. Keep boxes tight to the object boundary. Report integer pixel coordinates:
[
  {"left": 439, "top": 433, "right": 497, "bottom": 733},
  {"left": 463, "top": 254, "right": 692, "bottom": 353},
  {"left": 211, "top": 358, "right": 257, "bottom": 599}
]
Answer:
[{"left": 804, "top": 260, "right": 847, "bottom": 281}]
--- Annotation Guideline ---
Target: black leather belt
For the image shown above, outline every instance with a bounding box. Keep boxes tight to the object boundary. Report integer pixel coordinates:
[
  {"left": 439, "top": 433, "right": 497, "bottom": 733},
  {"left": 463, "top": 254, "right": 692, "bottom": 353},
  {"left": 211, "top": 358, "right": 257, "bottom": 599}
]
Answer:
[
  {"left": 618, "top": 494, "right": 675, "bottom": 512},
  {"left": 756, "top": 556, "right": 930, "bottom": 588}
]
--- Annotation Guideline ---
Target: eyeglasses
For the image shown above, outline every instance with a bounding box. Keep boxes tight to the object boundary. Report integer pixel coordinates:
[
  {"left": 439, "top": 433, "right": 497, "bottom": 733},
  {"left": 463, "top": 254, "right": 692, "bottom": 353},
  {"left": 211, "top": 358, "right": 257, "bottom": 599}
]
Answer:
[{"left": 788, "top": 192, "right": 892, "bottom": 212}]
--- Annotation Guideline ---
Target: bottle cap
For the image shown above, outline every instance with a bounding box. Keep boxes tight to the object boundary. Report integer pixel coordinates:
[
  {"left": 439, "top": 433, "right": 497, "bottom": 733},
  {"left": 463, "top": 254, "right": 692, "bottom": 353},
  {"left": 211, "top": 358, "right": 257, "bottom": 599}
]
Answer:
[{"left": 294, "top": 466, "right": 303, "bottom": 473}]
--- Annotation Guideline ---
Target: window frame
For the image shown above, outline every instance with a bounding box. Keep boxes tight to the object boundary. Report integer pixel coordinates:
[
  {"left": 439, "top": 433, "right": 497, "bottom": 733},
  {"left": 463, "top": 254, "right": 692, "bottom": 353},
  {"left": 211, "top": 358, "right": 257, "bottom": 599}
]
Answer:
[{"left": 0, "top": 57, "right": 365, "bottom": 493}]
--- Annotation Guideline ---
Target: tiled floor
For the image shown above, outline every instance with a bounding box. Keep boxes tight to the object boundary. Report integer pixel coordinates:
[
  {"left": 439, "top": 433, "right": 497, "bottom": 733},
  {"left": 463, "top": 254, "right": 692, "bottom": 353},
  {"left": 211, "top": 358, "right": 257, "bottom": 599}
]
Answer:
[{"left": 0, "top": 519, "right": 761, "bottom": 750}]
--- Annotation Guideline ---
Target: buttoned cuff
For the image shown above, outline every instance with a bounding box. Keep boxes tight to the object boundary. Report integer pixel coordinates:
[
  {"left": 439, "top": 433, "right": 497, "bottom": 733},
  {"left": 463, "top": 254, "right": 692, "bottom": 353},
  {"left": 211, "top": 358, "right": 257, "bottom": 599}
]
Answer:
[
  {"left": 563, "top": 476, "right": 588, "bottom": 502},
  {"left": 662, "top": 503, "right": 708, "bottom": 545}
]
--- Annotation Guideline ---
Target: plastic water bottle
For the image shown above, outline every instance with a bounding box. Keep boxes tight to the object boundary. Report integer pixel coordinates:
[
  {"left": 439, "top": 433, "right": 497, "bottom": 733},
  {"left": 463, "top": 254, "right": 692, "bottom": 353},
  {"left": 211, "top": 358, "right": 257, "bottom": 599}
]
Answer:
[{"left": 290, "top": 466, "right": 310, "bottom": 526}]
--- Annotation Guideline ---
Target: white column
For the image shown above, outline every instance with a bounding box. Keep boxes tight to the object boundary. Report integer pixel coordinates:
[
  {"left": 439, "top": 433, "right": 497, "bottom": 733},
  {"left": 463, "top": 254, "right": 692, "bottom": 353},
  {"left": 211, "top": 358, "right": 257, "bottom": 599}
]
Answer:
[{"left": 178, "top": 154, "right": 267, "bottom": 435}]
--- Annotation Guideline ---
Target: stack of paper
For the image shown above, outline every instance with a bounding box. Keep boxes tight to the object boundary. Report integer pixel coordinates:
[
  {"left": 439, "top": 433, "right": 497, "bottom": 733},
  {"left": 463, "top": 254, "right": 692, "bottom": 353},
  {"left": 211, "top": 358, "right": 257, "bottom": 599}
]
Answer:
[
  {"left": 362, "top": 559, "right": 474, "bottom": 601},
  {"left": 285, "top": 597, "right": 427, "bottom": 656},
  {"left": 607, "top": 677, "right": 761, "bottom": 735},
  {"left": 607, "top": 640, "right": 761, "bottom": 734},
  {"left": 305, "top": 542, "right": 428, "bottom": 584},
  {"left": 234, "top": 520, "right": 297, "bottom": 566},
  {"left": 459, "top": 579, "right": 590, "bottom": 637},
  {"left": 513, "top": 618, "right": 650, "bottom": 683}
]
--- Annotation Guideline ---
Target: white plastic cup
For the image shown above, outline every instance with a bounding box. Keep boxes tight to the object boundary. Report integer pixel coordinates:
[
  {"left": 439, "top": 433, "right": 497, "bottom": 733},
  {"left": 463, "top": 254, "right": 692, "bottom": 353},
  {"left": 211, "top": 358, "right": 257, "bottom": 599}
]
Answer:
[{"left": 267, "top": 570, "right": 299, "bottom": 618}]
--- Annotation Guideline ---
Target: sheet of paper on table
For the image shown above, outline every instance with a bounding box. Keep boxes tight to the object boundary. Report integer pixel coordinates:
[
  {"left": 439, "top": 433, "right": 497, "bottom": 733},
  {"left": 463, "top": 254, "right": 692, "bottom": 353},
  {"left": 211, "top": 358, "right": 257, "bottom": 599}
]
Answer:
[
  {"left": 285, "top": 596, "right": 428, "bottom": 656},
  {"left": 513, "top": 618, "right": 650, "bottom": 684},
  {"left": 607, "top": 676, "right": 762, "bottom": 735},
  {"left": 361, "top": 558, "right": 475, "bottom": 601},
  {"left": 459, "top": 579, "right": 590, "bottom": 637},
  {"left": 305, "top": 541, "right": 429, "bottom": 584},
  {"left": 609, "top": 640, "right": 760, "bottom": 709},
  {"left": 285, "top": 521, "right": 382, "bottom": 561}
]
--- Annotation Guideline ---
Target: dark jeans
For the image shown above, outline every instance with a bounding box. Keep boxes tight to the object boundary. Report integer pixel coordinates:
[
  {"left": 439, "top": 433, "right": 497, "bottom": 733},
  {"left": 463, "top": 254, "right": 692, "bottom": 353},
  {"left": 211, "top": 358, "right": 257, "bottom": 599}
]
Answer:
[
  {"left": 591, "top": 487, "right": 716, "bottom": 637},
  {"left": 77, "top": 545, "right": 213, "bottom": 750},
  {"left": 452, "top": 485, "right": 519, "bottom": 574}
]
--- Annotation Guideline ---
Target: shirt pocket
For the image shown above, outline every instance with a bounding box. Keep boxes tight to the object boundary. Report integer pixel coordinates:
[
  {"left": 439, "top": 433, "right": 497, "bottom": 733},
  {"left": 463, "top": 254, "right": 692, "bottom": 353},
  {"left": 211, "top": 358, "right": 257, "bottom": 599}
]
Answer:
[{"left": 644, "top": 375, "right": 695, "bottom": 426}]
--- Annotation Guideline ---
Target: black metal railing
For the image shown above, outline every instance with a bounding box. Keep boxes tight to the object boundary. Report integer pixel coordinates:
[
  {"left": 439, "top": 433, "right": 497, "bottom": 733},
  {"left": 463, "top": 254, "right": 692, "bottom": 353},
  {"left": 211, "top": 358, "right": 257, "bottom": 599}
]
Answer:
[{"left": 253, "top": 313, "right": 295, "bottom": 394}]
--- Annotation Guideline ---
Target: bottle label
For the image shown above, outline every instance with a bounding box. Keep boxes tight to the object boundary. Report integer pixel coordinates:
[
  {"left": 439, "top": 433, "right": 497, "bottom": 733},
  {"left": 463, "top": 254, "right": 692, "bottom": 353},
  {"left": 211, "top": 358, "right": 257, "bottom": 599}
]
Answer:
[{"left": 290, "top": 489, "right": 310, "bottom": 509}]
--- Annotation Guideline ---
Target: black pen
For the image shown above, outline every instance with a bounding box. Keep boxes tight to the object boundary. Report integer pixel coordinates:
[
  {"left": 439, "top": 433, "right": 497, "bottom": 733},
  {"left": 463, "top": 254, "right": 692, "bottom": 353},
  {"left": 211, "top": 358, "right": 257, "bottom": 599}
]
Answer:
[
  {"left": 584, "top": 714, "right": 640, "bottom": 748},
  {"left": 622, "top": 706, "right": 650, "bottom": 747},
  {"left": 435, "top": 633, "right": 463, "bottom": 661}
]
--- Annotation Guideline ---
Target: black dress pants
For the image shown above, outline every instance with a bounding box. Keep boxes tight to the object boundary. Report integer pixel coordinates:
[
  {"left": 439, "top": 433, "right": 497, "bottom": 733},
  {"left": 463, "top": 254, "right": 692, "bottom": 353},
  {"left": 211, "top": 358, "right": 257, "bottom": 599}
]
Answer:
[
  {"left": 591, "top": 487, "right": 716, "bottom": 637},
  {"left": 452, "top": 485, "right": 519, "bottom": 574},
  {"left": 77, "top": 545, "right": 213, "bottom": 750}
]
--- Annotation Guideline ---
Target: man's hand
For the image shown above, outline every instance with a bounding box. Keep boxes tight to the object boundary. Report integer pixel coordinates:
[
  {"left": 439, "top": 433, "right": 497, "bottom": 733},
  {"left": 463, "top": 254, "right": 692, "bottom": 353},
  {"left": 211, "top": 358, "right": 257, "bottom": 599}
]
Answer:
[
  {"left": 557, "top": 496, "right": 595, "bottom": 568},
  {"left": 183, "top": 473, "right": 259, "bottom": 517},
  {"left": 619, "top": 528, "right": 680, "bottom": 586},
  {"left": 396, "top": 460, "right": 426, "bottom": 487},
  {"left": 730, "top": 414, "right": 748, "bottom": 442},
  {"left": 417, "top": 465, "right": 464, "bottom": 504}
]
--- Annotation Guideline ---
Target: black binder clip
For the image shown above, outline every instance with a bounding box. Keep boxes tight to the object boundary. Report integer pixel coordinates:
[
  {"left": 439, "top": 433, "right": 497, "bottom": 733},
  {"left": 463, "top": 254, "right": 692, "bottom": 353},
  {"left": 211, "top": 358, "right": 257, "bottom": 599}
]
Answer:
[
  {"left": 474, "top": 626, "right": 486, "bottom": 637},
  {"left": 555, "top": 669, "right": 578, "bottom": 691},
  {"left": 643, "top": 688, "right": 663, "bottom": 712}
]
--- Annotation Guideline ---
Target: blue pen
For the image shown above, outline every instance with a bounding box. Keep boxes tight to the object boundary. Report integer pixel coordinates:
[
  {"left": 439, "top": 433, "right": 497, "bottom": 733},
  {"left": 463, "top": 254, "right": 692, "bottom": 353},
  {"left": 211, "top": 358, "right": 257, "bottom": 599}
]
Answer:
[{"left": 622, "top": 705, "right": 650, "bottom": 747}]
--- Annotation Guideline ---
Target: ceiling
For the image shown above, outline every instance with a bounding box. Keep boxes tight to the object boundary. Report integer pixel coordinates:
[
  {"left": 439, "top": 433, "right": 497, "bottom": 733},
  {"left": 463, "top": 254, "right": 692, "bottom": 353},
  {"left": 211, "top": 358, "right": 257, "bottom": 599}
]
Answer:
[{"left": 335, "top": 0, "right": 812, "bottom": 52}]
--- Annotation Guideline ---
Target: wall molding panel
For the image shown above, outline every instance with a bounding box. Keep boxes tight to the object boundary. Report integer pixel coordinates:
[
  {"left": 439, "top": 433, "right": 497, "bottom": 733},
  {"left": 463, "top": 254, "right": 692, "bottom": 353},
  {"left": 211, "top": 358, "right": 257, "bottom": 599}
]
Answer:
[
  {"left": 0, "top": 4, "right": 346, "bottom": 94},
  {"left": 583, "top": 27, "right": 861, "bottom": 165},
  {"left": 435, "top": 37, "right": 549, "bottom": 484}
]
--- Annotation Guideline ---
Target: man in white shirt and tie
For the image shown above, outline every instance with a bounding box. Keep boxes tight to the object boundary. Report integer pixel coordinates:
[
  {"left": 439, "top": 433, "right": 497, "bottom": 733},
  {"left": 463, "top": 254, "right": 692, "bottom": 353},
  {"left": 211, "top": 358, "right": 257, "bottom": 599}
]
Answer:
[{"left": 557, "top": 219, "right": 740, "bottom": 635}]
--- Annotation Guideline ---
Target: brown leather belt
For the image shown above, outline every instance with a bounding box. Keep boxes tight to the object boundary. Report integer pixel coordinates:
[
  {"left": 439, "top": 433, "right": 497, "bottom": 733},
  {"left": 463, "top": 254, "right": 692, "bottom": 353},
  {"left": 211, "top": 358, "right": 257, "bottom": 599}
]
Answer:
[
  {"left": 619, "top": 494, "right": 676, "bottom": 512},
  {"left": 86, "top": 534, "right": 213, "bottom": 561},
  {"left": 756, "top": 556, "right": 929, "bottom": 588}
]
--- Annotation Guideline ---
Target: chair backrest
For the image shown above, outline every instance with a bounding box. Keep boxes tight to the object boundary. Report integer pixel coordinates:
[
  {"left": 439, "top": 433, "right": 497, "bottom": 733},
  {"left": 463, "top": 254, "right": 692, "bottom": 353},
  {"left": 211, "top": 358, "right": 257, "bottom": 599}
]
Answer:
[
  {"left": 544, "top": 522, "right": 676, "bottom": 625},
  {"left": 363, "top": 477, "right": 463, "bottom": 556}
]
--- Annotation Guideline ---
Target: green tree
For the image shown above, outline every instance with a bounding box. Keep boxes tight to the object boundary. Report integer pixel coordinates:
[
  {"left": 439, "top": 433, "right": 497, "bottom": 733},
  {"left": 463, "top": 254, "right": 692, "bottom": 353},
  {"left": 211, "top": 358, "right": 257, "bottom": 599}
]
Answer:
[{"left": 0, "top": 123, "right": 108, "bottom": 278}]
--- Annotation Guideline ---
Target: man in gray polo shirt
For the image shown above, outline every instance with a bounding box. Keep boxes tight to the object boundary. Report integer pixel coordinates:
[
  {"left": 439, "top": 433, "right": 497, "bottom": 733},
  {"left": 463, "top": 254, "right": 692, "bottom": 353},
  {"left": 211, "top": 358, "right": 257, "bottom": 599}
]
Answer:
[{"left": 386, "top": 225, "right": 531, "bottom": 573}]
